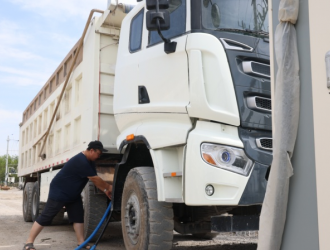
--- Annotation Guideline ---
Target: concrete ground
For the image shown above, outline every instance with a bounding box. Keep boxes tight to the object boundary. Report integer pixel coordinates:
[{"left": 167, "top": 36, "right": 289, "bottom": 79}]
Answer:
[{"left": 0, "top": 188, "right": 257, "bottom": 250}]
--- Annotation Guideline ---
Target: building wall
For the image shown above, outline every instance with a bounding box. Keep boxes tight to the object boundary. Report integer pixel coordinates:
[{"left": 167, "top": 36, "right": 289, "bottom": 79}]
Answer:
[{"left": 308, "top": 1, "right": 330, "bottom": 249}]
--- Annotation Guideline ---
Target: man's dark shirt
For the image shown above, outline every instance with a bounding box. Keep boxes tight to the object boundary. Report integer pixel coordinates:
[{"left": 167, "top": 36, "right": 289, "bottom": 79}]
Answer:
[{"left": 49, "top": 152, "right": 97, "bottom": 202}]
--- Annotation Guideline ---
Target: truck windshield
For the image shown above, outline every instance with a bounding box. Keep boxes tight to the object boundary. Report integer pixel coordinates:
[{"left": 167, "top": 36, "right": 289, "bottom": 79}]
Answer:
[{"left": 201, "top": 0, "right": 269, "bottom": 36}]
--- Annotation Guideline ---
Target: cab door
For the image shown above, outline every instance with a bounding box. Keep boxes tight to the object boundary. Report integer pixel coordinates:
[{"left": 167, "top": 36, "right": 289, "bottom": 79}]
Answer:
[
  {"left": 138, "top": 0, "right": 189, "bottom": 114},
  {"left": 114, "top": 0, "right": 192, "bottom": 149}
]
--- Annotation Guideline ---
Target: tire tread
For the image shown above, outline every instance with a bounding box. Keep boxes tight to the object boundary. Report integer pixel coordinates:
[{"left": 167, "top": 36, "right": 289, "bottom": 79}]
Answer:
[
  {"left": 23, "top": 182, "right": 34, "bottom": 222},
  {"left": 123, "top": 167, "right": 173, "bottom": 250},
  {"left": 83, "top": 181, "right": 108, "bottom": 241}
]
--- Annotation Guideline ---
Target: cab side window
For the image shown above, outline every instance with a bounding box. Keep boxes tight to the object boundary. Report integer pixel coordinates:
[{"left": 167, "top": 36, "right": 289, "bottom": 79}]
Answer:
[
  {"left": 149, "top": 0, "right": 186, "bottom": 46},
  {"left": 129, "top": 9, "right": 144, "bottom": 53}
]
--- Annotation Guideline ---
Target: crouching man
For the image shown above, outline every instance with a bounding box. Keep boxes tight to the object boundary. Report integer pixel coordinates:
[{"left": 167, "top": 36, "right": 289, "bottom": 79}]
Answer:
[{"left": 23, "top": 140, "right": 112, "bottom": 250}]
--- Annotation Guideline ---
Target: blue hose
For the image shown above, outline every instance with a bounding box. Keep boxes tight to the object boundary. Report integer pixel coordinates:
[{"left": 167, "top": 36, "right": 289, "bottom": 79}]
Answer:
[{"left": 75, "top": 201, "right": 112, "bottom": 250}]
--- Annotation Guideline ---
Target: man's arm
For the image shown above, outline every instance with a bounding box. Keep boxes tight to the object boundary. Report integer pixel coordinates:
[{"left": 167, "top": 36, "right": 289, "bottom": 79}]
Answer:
[{"left": 87, "top": 176, "right": 112, "bottom": 199}]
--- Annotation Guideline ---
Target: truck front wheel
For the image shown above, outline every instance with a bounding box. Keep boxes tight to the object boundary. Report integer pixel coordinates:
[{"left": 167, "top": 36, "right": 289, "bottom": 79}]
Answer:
[{"left": 121, "top": 167, "right": 174, "bottom": 250}]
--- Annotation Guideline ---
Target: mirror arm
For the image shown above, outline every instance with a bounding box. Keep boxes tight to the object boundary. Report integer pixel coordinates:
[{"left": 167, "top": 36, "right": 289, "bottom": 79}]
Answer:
[
  {"left": 147, "top": 0, "right": 176, "bottom": 54},
  {"left": 156, "top": 19, "right": 177, "bottom": 54},
  {"left": 156, "top": 19, "right": 170, "bottom": 43}
]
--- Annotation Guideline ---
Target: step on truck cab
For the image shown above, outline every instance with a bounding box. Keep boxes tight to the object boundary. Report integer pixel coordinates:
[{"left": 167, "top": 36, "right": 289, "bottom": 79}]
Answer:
[{"left": 18, "top": 0, "right": 272, "bottom": 249}]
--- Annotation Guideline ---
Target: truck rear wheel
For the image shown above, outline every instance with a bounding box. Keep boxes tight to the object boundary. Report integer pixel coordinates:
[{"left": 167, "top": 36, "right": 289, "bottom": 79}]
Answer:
[
  {"left": 83, "top": 181, "right": 108, "bottom": 241},
  {"left": 31, "top": 182, "right": 40, "bottom": 222},
  {"left": 121, "top": 167, "right": 174, "bottom": 250},
  {"left": 23, "top": 182, "right": 34, "bottom": 222}
]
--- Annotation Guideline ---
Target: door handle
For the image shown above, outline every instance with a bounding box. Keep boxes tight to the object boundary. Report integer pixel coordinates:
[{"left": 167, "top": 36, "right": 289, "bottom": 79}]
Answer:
[{"left": 138, "top": 86, "right": 150, "bottom": 104}]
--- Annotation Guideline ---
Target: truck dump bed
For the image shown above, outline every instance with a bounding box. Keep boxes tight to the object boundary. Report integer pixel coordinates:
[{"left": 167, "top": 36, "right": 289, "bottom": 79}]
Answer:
[{"left": 18, "top": 10, "right": 124, "bottom": 177}]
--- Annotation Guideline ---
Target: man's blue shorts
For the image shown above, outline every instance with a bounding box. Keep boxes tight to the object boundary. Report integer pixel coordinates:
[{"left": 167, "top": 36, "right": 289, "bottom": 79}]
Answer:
[{"left": 36, "top": 198, "right": 84, "bottom": 226}]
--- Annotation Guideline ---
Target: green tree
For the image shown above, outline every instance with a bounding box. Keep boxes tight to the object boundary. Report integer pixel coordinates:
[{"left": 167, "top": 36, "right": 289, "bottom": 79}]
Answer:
[{"left": 0, "top": 155, "right": 18, "bottom": 184}]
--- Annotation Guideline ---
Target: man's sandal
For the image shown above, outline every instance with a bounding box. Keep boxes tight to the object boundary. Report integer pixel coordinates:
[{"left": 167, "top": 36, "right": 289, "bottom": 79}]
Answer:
[{"left": 23, "top": 243, "right": 36, "bottom": 250}]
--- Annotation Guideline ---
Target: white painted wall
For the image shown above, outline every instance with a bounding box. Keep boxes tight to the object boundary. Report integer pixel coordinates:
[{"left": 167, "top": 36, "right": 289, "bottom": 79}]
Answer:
[{"left": 308, "top": 2, "right": 330, "bottom": 249}]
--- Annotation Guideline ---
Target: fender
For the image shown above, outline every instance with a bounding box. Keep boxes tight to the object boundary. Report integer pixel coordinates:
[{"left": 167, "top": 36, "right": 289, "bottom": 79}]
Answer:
[
  {"left": 112, "top": 138, "right": 187, "bottom": 209},
  {"left": 111, "top": 143, "right": 153, "bottom": 211}
]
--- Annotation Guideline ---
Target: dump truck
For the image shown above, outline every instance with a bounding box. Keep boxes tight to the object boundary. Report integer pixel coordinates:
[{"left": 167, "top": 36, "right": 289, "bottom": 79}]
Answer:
[{"left": 18, "top": 0, "right": 272, "bottom": 249}]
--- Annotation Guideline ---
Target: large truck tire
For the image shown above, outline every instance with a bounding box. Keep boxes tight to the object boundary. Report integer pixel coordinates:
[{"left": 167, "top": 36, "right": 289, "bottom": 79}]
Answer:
[
  {"left": 121, "top": 167, "right": 174, "bottom": 250},
  {"left": 31, "top": 182, "right": 40, "bottom": 222},
  {"left": 83, "top": 181, "right": 108, "bottom": 241},
  {"left": 23, "top": 182, "right": 34, "bottom": 222}
]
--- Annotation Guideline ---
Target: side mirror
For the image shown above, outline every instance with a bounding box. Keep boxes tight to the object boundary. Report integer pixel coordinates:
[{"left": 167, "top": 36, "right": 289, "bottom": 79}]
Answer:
[
  {"left": 145, "top": 0, "right": 177, "bottom": 54},
  {"left": 146, "top": 0, "right": 170, "bottom": 31},
  {"left": 146, "top": 0, "right": 169, "bottom": 10},
  {"left": 146, "top": 10, "right": 170, "bottom": 31}
]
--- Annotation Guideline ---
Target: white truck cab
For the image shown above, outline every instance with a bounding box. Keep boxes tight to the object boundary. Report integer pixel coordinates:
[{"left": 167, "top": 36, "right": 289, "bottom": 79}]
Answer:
[{"left": 112, "top": 0, "right": 271, "bottom": 248}]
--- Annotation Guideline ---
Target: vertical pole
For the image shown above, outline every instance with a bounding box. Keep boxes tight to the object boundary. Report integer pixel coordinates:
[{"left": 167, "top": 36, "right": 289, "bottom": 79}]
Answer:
[{"left": 5, "top": 136, "right": 9, "bottom": 186}]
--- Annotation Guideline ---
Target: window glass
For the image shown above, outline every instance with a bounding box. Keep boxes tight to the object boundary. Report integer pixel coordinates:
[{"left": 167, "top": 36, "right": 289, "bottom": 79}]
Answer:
[
  {"left": 149, "top": 0, "right": 186, "bottom": 46},
  {"left": 201, "top": 0, "right": 269, "bottom": 33},
  {"left": 130, "top": 9, "right": 144, "bottom": 52}
]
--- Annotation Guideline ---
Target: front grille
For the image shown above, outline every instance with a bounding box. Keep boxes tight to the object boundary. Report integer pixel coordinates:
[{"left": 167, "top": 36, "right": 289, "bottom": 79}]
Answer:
[
  {"left": 220, "top": 38, "right": 253, "bottom": 52},
  {"left": 255, "top": 97, "right": 272, "bottom": 110},
  {"left": 242, "top": 61, "right": 270, "bottom": 78},
  {"left": 260, "top": 139, "right": 272, "bottom": 149},
  {"left": 251, "top": 62, "right": 270, "bottom": 76},
  {"left": 256, "top": 138, "right": 273, "bottom": 151},
  {"left": 246, "top": 96, "right": 271, "bottom": 112}
]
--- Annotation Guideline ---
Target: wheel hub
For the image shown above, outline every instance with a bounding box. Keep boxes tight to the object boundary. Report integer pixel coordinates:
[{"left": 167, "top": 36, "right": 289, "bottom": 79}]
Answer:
[{"left": 125, "top": 193, "right": 140, "bottom": 245}]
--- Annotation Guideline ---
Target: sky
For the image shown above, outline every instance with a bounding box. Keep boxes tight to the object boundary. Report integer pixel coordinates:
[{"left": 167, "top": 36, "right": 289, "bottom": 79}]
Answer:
[{"left": 0, "top": 0, "right": 136, "bottom": 156}]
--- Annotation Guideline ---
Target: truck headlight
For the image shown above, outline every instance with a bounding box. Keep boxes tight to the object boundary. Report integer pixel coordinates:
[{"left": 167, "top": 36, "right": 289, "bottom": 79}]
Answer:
[{"left": 201, "top": 143, "right": 253, "bottom": 176}]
